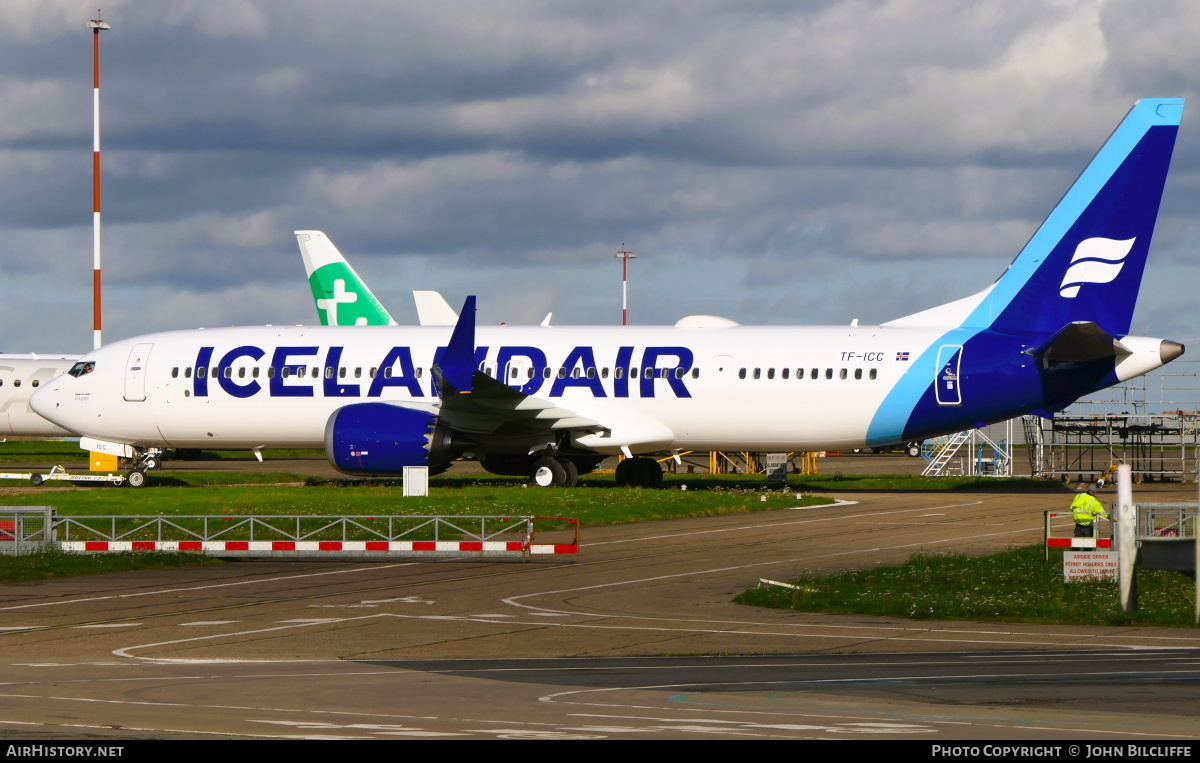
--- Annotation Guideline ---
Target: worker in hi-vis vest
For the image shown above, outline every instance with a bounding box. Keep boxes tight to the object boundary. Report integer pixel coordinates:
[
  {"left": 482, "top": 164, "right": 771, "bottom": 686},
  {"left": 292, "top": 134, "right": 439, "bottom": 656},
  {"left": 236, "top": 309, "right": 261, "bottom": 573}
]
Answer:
[{"left": 1070, "top": 483, "right": 1109, "bottom": 538}]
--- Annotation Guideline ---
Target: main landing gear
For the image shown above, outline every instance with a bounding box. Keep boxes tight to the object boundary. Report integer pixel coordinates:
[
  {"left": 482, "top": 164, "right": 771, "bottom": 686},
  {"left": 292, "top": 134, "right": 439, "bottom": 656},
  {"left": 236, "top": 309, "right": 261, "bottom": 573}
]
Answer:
[
  {"left": 614, "top": 457, "right": 663, "bottom": 489},
  {"left": 529, "top": 456, "right": 579, "bottom": 488}
]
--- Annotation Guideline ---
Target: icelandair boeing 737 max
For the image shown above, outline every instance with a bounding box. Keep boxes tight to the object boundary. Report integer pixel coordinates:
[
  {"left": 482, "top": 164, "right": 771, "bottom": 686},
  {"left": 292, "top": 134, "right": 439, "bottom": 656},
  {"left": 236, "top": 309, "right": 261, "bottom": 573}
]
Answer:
[{"left": 31, "top": 99, "right": 1188, "bottom": 486}]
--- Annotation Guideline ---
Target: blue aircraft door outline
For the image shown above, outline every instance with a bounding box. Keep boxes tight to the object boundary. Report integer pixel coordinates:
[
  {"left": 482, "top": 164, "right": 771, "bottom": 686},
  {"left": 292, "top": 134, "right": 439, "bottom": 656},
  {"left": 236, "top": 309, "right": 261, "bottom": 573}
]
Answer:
[{"left": 935, "top": 344, "right": 963, "bottom": 406}]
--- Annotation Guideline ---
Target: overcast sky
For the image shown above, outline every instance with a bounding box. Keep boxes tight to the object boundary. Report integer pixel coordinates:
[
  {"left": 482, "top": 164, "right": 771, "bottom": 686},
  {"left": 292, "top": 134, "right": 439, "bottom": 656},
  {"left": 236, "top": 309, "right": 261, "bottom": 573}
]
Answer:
[{"left": 2, "top": 0, "right": 1199, "bottom": 353}]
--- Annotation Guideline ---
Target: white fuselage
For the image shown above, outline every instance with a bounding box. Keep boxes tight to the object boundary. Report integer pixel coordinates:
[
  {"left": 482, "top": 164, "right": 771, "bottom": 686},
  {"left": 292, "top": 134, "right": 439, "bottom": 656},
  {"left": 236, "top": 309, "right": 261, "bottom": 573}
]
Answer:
[
  {"left": 0, "top": 355, "right": 80, "bottom": 437},
  {"left": 31, "top": 323, "right": 952, "bottom": 453}
]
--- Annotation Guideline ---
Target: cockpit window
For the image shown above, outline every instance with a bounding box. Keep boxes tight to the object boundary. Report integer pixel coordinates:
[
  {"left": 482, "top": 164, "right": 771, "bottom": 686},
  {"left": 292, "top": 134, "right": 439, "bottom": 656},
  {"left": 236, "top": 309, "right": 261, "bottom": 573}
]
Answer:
[{"left": 68, "top": 361, "right": 96, "bottom": 378}]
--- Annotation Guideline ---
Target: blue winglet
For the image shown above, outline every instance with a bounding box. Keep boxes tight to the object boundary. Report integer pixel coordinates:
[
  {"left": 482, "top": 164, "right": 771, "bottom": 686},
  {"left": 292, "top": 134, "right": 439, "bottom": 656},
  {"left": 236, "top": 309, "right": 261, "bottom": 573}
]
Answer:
[{"left": 435, "top": 296, "right": 477, "bottom": 393}]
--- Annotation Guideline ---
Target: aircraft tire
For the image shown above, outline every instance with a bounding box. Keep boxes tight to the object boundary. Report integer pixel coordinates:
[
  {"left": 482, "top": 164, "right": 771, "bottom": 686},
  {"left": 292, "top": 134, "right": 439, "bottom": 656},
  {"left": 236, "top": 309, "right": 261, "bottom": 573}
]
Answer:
[
  {"left": 631, "top": 457, "right": 663, "bottom": 488},
  {"left": 529, "top": 457, "right": 566, "bottom": 488},
  {"left": 557, "top": 458, "right": 579, "bottom": 488},
  {"left": 614, "top": 458, "right": 637, "bottom": 487},
  {"left": 906, "top": 442, "right": 921, "bottom": 458},
  {"left": 141, "top": 456, "right": 159, "bottom": 470},
  {"left": 126, "top": 469, "right": 148, "bottom": 488}
]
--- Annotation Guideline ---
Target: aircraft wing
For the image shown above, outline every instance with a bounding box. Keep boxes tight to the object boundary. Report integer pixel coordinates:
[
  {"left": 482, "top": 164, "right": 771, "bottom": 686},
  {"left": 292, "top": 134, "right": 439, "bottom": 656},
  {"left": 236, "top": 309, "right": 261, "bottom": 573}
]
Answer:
[{"left": 432, "top": 297, "right": 602, "bottom": 437}]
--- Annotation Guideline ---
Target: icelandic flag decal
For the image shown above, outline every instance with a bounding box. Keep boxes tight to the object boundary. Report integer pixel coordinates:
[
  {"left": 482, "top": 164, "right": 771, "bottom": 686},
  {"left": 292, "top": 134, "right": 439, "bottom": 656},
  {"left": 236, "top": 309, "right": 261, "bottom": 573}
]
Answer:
[{"left": 896, "top": 351, "right": 910, "bottom": 361}]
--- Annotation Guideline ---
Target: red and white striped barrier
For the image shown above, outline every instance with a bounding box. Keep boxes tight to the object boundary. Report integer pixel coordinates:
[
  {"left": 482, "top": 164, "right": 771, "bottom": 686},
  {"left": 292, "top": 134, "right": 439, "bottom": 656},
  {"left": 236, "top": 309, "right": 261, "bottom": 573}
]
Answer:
[
  {"left": 1045, "top": 537, "right": 1113, "bottom": 549},
  {"left": 59, "top": 540, "right": 578, "bottom": 555}
]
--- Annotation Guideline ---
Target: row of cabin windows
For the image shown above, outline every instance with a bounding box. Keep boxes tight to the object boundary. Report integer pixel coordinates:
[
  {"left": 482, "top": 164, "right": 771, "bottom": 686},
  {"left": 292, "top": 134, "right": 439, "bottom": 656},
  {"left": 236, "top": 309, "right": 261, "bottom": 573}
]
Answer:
[
  {"left": 170, "top": 366, "right": 390, "bottom": 380},
  {"left": 513, "top": 366, "right": 700, "bottom": 380},
  {"left": 169, "top": 365, "right": 703, "bottom": 381},
  {"left": 0, "top": 378, "right": 39, "bottom": 388},
  {"left": 738, "top": 367, "right": 878, "bottom": 381}
]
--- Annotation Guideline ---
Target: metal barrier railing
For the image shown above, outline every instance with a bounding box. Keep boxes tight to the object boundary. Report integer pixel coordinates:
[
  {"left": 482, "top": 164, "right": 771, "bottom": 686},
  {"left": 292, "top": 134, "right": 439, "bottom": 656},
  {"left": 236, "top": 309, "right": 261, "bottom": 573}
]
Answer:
[
  {"left": 0, "top": 506, "right": 56, "bottom": 554},
  {"left": 1133, "top": 502, "right": 1198, "bottom": 538},
  {"left": 54, "top": 515, "right": 548, "bottom": 544},
  {"left": 2, "top": 508, "right": 580, "bottom": 558}
]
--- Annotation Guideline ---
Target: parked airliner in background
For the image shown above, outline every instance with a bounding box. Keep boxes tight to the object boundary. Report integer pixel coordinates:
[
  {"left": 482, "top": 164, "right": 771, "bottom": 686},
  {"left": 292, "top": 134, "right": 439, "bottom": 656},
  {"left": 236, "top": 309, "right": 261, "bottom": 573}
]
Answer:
[
  {"left": 32, "top": 99, "right": 1187, "bottom": 487},
  {"left": 0, "top": 354, "right": 80, "bottom": 437},
  {"left": 299, "top": 229, "right": 461, "bottom": 327}
]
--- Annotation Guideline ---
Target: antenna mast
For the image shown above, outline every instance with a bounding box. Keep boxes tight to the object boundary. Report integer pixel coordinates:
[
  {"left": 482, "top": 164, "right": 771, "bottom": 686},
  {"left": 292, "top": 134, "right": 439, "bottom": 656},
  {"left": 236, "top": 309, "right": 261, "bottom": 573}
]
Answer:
[{"left": 87, "top": 10, "right": 111, "bottom": 349}]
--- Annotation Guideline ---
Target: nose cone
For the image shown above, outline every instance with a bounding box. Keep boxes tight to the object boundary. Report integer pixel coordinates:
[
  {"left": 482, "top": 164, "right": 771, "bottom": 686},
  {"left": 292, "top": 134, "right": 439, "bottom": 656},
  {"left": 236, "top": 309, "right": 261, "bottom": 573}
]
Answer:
[{"left": 29, "top": 378, "right": 64, "bottom": 423}]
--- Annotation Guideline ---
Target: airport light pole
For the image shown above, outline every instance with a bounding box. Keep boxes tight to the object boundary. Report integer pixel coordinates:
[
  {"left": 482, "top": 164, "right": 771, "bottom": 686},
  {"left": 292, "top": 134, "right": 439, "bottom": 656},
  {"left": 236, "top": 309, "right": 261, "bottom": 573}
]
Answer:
[
  {"left": 615, "top": 244, "right": 636, "bottom": 326},
  {"left": 88, "top": 11, "right": 111, "bottom": 350}
]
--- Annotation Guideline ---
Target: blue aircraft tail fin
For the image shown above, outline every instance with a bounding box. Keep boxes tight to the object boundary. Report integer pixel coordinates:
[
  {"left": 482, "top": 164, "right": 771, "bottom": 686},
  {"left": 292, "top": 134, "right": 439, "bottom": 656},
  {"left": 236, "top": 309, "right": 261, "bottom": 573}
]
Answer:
[{"left": 954, "top": 99, "right": 1183, "bottom": 336}]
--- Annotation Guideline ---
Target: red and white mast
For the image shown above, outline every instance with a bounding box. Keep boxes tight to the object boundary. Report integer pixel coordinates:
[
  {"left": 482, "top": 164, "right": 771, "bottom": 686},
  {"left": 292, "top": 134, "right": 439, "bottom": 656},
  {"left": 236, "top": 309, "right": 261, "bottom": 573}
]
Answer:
[
  {"left": 615, "top": 244, "right": 636, "bottom": 326},
  {"left": 87, "top": 11, "right": 110, "bottom": 350}
]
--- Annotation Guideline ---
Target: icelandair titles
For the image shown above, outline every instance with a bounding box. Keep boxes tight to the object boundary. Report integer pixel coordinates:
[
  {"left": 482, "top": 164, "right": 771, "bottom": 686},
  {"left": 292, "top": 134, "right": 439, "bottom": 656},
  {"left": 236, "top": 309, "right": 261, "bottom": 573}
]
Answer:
[{"left": 191, "top": 345, "right": 695, "bottom": 399}]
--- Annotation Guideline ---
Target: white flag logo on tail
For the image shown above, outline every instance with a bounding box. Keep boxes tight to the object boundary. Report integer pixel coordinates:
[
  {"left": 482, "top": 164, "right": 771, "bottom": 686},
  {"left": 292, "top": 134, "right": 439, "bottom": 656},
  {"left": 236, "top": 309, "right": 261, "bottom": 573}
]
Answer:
[{"left": 1058, "top": 237, "right": 1136, "bottom": 298}]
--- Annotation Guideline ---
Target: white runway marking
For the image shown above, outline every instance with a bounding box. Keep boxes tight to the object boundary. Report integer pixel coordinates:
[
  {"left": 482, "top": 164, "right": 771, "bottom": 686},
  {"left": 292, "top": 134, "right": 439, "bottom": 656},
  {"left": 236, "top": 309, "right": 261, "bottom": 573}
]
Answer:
[
  {"left": 179, "top": 621, "right": 239, "bottom": 627},
  {"left": 585, "top": 500, "right": 984, "bottom": 547},
  {"left": 73, "top": 623, "right": 141, "bottom": 629},
  {"left": 0, "top": 563, "right": 417, "bottom": 612}
]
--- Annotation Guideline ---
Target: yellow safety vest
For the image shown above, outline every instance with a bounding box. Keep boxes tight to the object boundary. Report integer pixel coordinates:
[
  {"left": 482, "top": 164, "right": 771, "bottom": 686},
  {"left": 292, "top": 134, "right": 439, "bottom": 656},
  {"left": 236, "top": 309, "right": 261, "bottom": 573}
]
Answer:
[{"left": 1071, "top": 493, "right": 1107, "bottom": 526}]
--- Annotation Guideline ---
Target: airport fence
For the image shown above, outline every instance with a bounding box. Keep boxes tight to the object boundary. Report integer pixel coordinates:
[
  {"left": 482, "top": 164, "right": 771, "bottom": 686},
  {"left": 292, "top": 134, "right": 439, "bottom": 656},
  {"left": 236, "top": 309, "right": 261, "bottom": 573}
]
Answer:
[{"left": 0, "top": 509, "right": 580, "bottom": 558}]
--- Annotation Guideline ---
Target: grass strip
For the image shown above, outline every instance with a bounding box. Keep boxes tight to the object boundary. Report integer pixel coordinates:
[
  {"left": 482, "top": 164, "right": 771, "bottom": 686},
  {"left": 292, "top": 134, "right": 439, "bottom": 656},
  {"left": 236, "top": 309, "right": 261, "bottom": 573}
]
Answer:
[
  {"left": 0, "top": 547, "right": 224, "bottom": 583},
  {"left": 736, "top": 544, "right": 1197, "bottom": 627},
  {"left": 0, "top": 482, "right": 830, "bottom": 523}
]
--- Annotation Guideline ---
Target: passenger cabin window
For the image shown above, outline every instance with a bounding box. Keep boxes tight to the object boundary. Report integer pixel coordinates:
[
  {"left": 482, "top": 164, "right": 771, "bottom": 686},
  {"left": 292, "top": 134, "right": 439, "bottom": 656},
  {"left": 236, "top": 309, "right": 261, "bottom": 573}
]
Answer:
[
  {"left": 854, "top": 368, "right": 862, "bottom": 380},
  {"left": 870, "top": 368, "right": 878, "bottom": 380},
  {"left": 825, "top": 368, "right": 832, "bottom": 379}
]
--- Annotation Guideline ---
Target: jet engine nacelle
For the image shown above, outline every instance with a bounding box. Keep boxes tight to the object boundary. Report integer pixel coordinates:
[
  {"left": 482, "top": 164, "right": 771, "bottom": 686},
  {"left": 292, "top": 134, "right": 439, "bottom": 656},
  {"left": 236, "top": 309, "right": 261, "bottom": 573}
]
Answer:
[{"left": 324, "top": 402, "right": 455, "bottom": 476}]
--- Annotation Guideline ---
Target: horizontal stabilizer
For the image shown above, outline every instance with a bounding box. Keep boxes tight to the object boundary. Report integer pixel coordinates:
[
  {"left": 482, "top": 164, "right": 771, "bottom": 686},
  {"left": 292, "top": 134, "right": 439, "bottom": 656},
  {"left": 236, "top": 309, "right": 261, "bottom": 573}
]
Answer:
[{"left": 1024, "top": 321, "right": 1128, "bottom": 367}]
